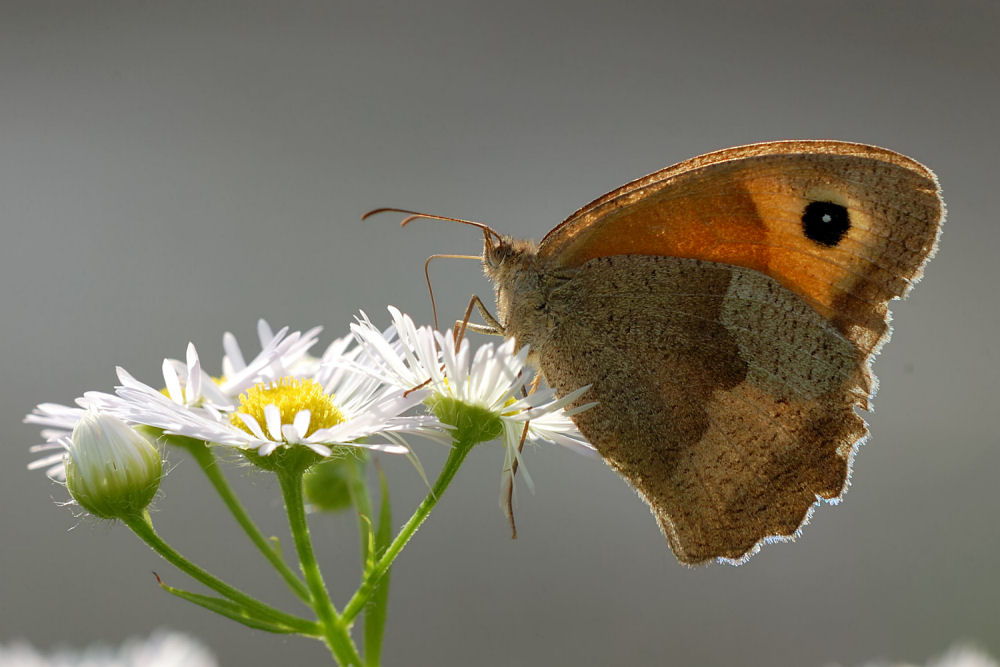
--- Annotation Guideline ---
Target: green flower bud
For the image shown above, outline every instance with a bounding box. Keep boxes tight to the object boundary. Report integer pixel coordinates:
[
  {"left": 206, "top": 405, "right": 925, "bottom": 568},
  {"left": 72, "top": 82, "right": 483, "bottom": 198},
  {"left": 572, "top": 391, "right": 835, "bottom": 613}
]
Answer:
[
  {"left": 304, "top": 454, "right": 366, "bottom": 513},
  {"left": 65, "top": 412, "right": 162, "bottom": 519}
]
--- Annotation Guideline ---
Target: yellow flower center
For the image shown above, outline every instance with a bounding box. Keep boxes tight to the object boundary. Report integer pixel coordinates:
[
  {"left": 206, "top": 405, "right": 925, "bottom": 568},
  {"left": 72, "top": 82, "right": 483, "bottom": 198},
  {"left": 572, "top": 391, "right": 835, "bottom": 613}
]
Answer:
[{"left": 230, "top": 377, "right": 345, "bottom": 439}]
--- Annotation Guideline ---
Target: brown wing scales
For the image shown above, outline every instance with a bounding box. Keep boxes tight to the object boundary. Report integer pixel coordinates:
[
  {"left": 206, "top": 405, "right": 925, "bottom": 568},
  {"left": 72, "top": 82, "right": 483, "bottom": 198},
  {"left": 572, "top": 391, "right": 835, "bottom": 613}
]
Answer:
[{"left": 537, "top": 255, "right": 867, "bottom": 564}]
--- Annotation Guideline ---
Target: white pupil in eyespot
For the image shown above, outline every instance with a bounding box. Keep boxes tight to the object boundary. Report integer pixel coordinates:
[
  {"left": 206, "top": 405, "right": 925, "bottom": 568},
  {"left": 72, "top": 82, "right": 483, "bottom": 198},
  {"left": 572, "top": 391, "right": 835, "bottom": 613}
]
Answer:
[{"left": 821, "top": 214, "right": 832, "bottom": 223}]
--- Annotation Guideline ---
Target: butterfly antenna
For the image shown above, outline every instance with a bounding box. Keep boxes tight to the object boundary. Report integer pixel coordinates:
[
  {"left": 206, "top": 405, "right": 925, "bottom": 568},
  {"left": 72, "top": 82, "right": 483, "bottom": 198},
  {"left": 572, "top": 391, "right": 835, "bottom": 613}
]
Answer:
[{"left": 362, "top": 207, "right": 504, "bottom": 244}]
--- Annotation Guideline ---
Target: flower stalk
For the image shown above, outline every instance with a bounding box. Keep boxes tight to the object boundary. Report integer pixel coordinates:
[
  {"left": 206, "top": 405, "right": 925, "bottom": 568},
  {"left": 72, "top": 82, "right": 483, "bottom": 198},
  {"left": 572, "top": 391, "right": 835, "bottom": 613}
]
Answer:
[
  {"left": 342, "top": 425, "right": 481, "bottom": 623},
  {"left": 274, "top": 454, "right": 363, "bottom": 666}
]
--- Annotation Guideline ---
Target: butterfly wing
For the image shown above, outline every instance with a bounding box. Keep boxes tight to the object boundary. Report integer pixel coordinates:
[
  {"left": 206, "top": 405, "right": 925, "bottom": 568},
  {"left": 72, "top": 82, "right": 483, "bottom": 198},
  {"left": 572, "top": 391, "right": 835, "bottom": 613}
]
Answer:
[
  {"left": 535, "top": 255, "right": 866, "bottom": 563},
  {"left": 527, "top": 141, "right": 942, "bottom": 564},
  {"left": 538, "top": 140, "right": 943, "bottom": 356}
]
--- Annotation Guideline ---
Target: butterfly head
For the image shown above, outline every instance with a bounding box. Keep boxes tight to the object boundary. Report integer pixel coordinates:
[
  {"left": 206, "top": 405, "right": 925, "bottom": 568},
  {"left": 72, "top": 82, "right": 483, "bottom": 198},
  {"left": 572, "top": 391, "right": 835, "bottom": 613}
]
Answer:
[{"left": 482, "top": 234, "right": 546, "bottom": 354}]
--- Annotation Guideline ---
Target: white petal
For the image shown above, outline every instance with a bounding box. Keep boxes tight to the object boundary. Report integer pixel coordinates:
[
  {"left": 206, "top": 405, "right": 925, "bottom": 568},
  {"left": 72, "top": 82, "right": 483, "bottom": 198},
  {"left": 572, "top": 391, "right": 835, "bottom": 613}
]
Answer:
[
  {"left": 236, "top": 413, "right": 268, "bottom": 440},
  {"left": 507, "top": 427, "right": 535, "bottom": 490},
  {"left": 162, "top": 359, "right": 184, "bottom": 403},
  {"left": 29, "top": 441, "right": 65, "bottom": 453},
  {"left": 292, "top": 409, "right": 311, "bottom": 437},
  {"left": 554, "top": 435, "right": 600, "bottom": 457},
  {"left": 257, "top": 440, "right": 281, "bottom": 456},
  {"left": 281, "top": 423, "right": 304, "bottom": 444},
  {"left": 263, "top": 404, "right": 283, "bottom": 441},
  {"left": 222, "top": 330, "right": 246, "bottom": 373},
  {"left": 27, "top": 452, "right": 67, "bottom": 470},
  {"left": 355, "top": 442, "right": 410, "bottom": 454},
  {"left": 304, "top": 442, "right": 333, "bottom": 457},
  {"left": 186, "top": 343, "right": 203, "bottom": 402},
  {"left": 257, "top": 319, "right": 276, "bottom": 347}
]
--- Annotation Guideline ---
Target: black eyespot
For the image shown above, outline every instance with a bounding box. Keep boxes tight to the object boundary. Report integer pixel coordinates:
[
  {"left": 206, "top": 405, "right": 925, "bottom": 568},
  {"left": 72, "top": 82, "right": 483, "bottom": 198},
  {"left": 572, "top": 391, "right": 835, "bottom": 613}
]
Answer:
[{"left": 801, "top": 201, "right": 850, "bottom": 247}]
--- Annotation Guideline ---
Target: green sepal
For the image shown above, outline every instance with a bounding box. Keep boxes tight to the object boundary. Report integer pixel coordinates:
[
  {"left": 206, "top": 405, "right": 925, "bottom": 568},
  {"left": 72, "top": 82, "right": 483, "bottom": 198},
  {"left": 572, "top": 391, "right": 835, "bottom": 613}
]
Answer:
[
  {"left": 243, "top": 444, "right": 323, "bottom": 474},
  {"left": 426, "top": 395, "right": 504, "bottom": 445}
]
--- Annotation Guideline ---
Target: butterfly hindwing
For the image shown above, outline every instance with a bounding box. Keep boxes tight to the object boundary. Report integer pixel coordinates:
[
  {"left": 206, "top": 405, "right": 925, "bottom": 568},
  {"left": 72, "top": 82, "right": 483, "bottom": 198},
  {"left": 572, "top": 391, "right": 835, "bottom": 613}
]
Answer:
[{"left": 535, "top": 255, "right": 866, "bottom": 564}]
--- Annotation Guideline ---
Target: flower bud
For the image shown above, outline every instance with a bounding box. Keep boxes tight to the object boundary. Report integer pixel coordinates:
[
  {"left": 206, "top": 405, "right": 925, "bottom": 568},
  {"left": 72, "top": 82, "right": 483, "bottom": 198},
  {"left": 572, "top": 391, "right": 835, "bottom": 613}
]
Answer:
[
  {"left": 65, "top": 412, "right": 162, "bottom": 519},
  {"left": 303, "top": 454, "right": 366, "bottom": 513}
]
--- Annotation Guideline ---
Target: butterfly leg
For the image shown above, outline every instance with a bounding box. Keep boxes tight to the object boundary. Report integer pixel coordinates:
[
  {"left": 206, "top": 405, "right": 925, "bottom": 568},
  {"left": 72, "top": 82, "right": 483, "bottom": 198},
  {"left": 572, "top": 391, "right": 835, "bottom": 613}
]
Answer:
[
  {"left": 501, "top": 373, "right": 544, "bottom": 538},
  {"left": 452, "top": 294, "right": 504, "bottom": 345}
]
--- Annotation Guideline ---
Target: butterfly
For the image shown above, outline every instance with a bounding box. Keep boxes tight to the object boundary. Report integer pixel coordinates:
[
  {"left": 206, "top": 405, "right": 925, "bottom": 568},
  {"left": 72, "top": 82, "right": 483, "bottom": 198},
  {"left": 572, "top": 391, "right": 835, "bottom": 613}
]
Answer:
[{"left": 379, "top": 140, "right": 944, "bottom": 564}]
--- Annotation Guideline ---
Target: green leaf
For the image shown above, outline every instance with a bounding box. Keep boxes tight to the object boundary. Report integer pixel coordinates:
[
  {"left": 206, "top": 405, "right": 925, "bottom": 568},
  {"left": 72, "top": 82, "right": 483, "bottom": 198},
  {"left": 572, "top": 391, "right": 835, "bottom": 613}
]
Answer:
[{"left": 154, "top": 574, "right": 318, "bottom": 636}]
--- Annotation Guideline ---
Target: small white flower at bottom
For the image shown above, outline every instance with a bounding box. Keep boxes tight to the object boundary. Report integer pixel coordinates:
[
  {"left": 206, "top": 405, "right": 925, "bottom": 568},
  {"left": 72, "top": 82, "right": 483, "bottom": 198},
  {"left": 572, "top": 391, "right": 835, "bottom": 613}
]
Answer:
[{"left": 0, "top": 629, "right": 218, "bottom": 667}]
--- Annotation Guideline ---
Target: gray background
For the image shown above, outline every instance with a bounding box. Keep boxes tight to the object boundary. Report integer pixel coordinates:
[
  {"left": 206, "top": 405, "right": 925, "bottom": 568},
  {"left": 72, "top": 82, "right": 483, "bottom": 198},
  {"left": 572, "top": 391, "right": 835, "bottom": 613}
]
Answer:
[{"left": 2, "top": 1, "right": 997, "bottom": 665}]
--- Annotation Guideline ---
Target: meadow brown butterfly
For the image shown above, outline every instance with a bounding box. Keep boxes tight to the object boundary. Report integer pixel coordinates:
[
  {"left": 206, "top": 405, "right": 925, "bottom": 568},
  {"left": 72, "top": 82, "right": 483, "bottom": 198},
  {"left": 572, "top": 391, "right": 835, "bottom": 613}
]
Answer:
[{"left": 382, "top": 140, "right": 944, "bottom": 565}]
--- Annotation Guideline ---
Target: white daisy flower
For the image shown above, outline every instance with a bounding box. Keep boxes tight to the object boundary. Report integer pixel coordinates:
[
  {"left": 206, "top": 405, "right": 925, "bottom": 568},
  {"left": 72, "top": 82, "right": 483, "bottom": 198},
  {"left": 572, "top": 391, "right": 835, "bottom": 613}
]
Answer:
[
  {"left": 113, "top": 326, "right": 437, "bottom": 461},
  {"left": 110, "top": 321, "right": 336, "bottom": 441},
  {"left": 351, "top": 307, "right": 599, "bottom": 496}
]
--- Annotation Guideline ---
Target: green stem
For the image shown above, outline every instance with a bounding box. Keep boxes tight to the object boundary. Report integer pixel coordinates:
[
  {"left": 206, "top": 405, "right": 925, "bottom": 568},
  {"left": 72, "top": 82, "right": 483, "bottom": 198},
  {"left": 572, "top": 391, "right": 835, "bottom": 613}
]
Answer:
[
  {"left": 342, "top": 437, "right": 475, "bottom": 623},
  {"left": 174, "top": 437, "right": 311, "bottom": 603},
  {"left": 123, "top": 511, "right": 314, "bottom": 632},
  {"left": 276, "top": 467, "right": 362, "bottom": 666},
  {"left": 363, "top": 462, "right": 393, "bottom": 667}
]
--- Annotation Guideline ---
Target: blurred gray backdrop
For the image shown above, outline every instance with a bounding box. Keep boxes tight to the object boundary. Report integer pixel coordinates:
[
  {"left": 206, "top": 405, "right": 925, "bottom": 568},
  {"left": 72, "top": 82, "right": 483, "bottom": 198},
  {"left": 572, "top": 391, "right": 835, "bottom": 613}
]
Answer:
[{"left": 2, "top": 1, "right": 997, "bottom": 665}]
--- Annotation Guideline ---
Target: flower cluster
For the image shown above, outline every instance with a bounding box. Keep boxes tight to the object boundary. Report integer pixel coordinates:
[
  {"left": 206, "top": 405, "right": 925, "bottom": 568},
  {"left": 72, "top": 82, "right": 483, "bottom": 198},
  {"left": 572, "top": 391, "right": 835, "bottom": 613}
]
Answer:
[{"left": 26, "top": 308, "right": 597, "bottom": 517}]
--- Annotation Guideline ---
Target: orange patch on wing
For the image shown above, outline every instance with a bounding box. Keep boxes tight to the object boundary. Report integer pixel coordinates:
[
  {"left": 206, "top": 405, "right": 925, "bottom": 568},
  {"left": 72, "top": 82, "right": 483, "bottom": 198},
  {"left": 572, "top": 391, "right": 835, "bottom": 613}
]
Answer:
[{"left": 552, "top": 178, "right": 771, "bottom": 277}]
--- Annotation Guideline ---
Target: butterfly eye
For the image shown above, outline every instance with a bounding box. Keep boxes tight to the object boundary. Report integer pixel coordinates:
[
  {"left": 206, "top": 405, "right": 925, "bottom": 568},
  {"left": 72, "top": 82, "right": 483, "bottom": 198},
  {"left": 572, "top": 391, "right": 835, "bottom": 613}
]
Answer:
[
  {"left": 487, "top": 242, "right": 513, "bottom": 268},
  {"left": 801, "top": 200, "right": 851, "bottom": 247}
]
